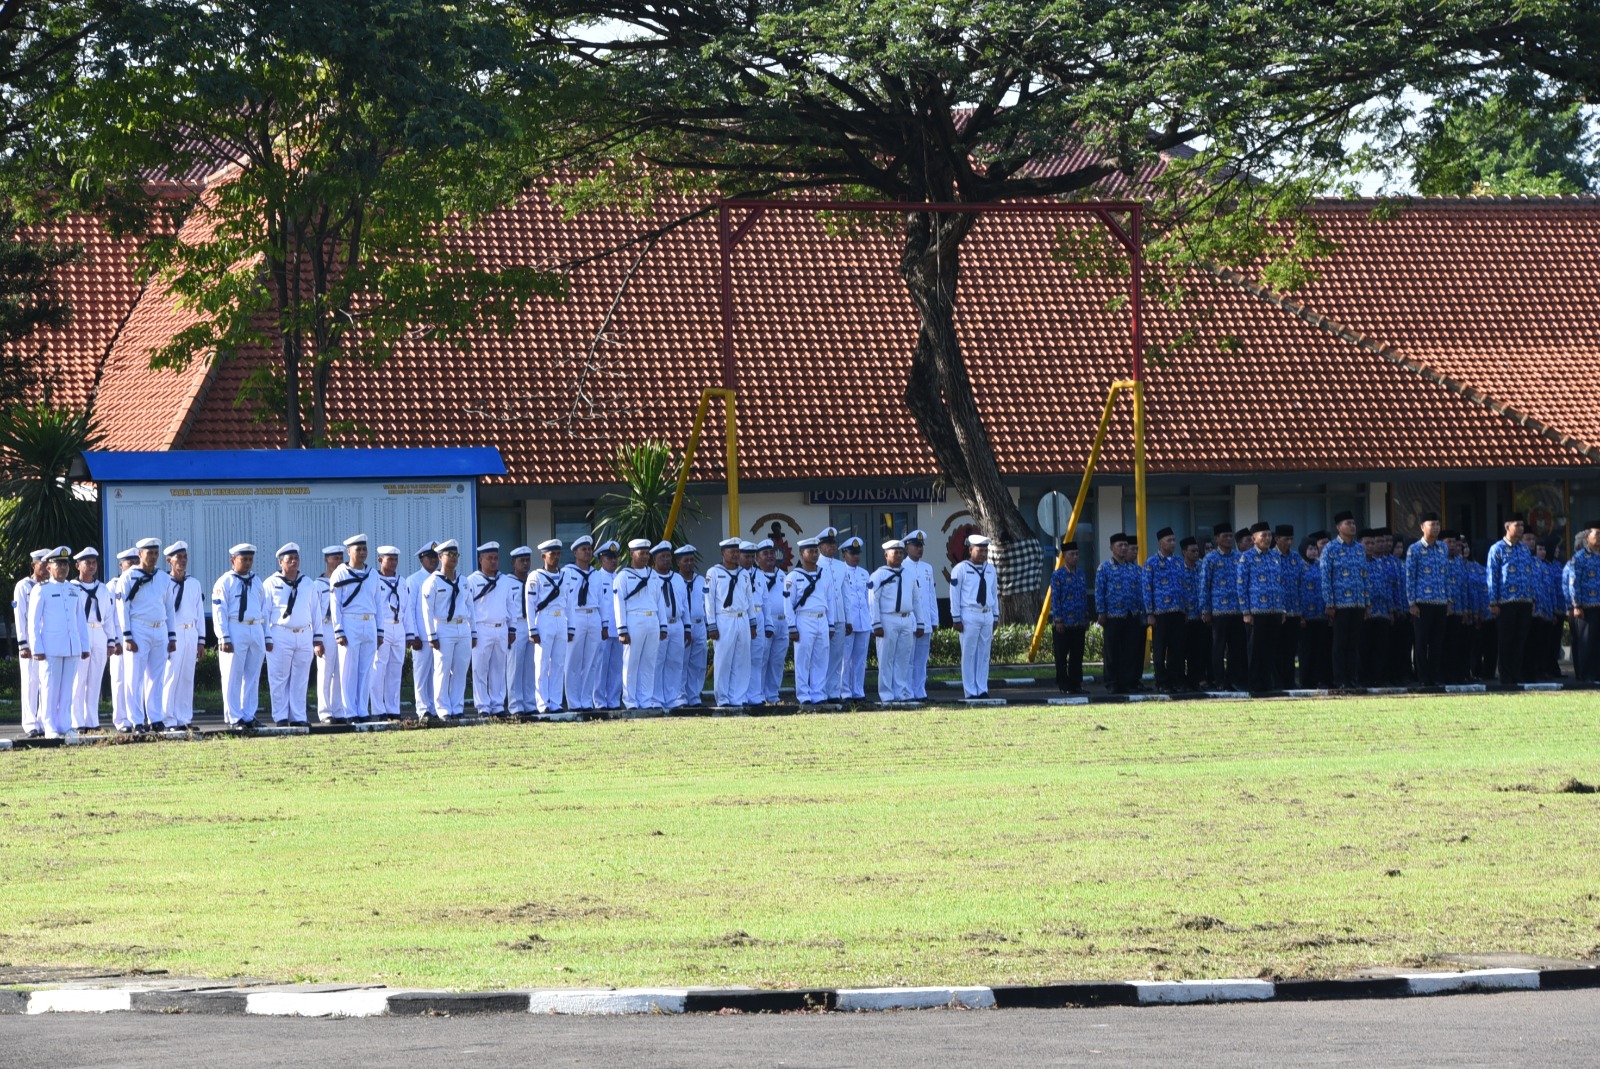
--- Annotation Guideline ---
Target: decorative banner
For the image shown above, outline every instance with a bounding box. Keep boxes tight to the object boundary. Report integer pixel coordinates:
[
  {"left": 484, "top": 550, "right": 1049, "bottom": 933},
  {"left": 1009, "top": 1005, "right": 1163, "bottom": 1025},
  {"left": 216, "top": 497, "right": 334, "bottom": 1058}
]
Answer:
[
  {"left": 810, "top": 486, "right": 947, "bottom": 505},
  {"left": 748, "top": 515, "right": 796, "bottom": 570}
]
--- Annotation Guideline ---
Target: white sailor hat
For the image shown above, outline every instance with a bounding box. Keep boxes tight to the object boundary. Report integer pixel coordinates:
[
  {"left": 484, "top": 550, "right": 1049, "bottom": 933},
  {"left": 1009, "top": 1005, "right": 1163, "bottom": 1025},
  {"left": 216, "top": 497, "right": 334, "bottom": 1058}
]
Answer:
[
  {"left": 882, "top": 538, "right": 906, "bottom": 551},
  {"left": 651, "top": 540, "right": 673, "bottom": 554},
  {"left": 717, "top": 537, "right": 741, "bottom": 549},
  {"left": 376, "top": 545, "right": 400, "bottom": 557},
  {"left": 30, "top": 547, "right": 52, "bottom": 562},
  {"left": 476, "top": 541, "right": 500, "bottom": 554},
  {"left": 738, "top": 540, "right": 758, "bottom": 553},
  {"left": 674, "top": 544, "right": 697, "bottom": 557},
  {"left": 597, "top": 540, "right": 620, "bottom": 555},
  {"left": 627, "top": 537, "right": 653, "bottom": 551},
  {"left": 434, "top": 538, "right": 461, "bottom": 553},
  {"left": 509, "top": 545, "right": 533, "bottom": 558},
  {"left": 796, "top": 536, "right": 820, "bottom": 549},
  {"left": 229, "top": 543, "right": 257, "bottom": 556},
  {"left": 47, "top": 547, "right": 72, "bottom": 564},
  {"left": 163, "top": 541, "right": 188, "bottom": 557},
  {"left": 537, "top": 538, "right": 563, "bottom": 553},
  {"left": 135, "top": 537, "right": 161, "bottom": 550},
  {"left": 905, "top": 529, "right": 927, "bottom": 542},
  {"left": 840, "top": 536, "right": 863, "bottom": 551},
  {"left": 756, "top": 539, "right": 774, "bottom": 551},
  {"left": 966, "top": 533, "right": 991, "bottom": 547},
  {"left": 115, "top": 547, "right": 138, "bottom": 561},
  {"left": 322, "top": 545, "right": 345, "bottom": 557},
  {"left": 570, "top": 535, "right": 594, "bottom": 550},
  {"left": 275, "top": 542, "right": 300, "bottom": 558},
  {"left": 74, "top": 547, "right": 99, "bottom": 560},
  {"left": 416, "top": 541, "right": 438, "bottom": 558},
  {"left": 343, "top": 533, "right": 368, "bottom": 547},
  {"left": 817, "top": 526, "right": 838, "bottom": 541}
]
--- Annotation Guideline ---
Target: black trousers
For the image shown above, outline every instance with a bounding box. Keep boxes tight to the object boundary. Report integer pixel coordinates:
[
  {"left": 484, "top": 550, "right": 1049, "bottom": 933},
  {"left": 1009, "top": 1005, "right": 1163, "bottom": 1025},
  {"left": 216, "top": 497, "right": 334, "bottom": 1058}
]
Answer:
[
  {"left": 1151, "top": 611, "right": 1187, "bottom": 689},
  {"left": 1276, "top": 616, "right": 1301, "bottom": 686},
  {"left": 1185, "top": 619, "right": 1212, "bottom": 687},
  {"left": 1496, "top": 601, "right": 1532, "bottom": 686},
  {"left": 1391, "top": 613, "right": 1416, "bottom": 681},
  {"left": 1053, "top": 625, "right": 1086, "bottom": 692},
  {"left": 1211, "top": 615, "right": 1247, "bottom": 690},
  {"left": 1526, "top": 617, "right": 1551, "bottom": 681},
  {"left": 1477, "top": 618, "right": 1497, "bottom": 681},
  {"left": 1298, "top": 618, "right": 1332, "bottom": 688},
  {"left": 1247, "top": 613, "right": 1282, "bottom": 691},
  {"left": 1103, "top": 616, "right": 1142, "bottom": 691},
  {"left": 1412, "top": 603, "right": 1448, "bottom": 685},
  {"left": 1331, "top": 607, "right": 1365, "bottom": 688},
  {"left": 1361, "top": 616, "right": 1392, "bottom": 685},
  {"left": 1443, "top": 614, "right": 1467, "bottom": 683},
  {"left": 1574, "top": 611, "right": 1600, "bottom": 682}
]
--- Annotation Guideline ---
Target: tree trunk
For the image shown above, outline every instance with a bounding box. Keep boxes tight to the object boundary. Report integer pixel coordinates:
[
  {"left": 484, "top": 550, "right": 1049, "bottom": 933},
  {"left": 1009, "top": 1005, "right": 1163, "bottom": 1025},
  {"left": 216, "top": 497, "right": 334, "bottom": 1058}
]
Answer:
[
  {"left": 899, "top": 211, "right": 1045, "bottom": 624},
  {"left": 270, "top": 213, "right": 304, "bottom": 449}
]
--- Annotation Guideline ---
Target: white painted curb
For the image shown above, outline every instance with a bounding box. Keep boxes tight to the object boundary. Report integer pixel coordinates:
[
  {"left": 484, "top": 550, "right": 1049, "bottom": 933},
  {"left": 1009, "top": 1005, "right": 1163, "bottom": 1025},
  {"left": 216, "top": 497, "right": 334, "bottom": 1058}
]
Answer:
[
  {"left": 526, "top": 988, "right": 688, "bottom": 1014},
  {"left": 1400, "top": 968, "right": 1540, "bottom": 995},
  {"left": 0, "top": 738, "right": 11, "bottom": 751},
  {"left": 246, "top": 989, "right": 392, "bottom": 1017},
  {"left": 1129, "top": 979, "right": 1275, "bottom": 1004},
  {"left": 836, "top": 986, "right": 997, "bottom": 1011},
  {"left": 27, "top": 989, "right": 133, "bottom": 1014},
  {"left": 1047, "top": 696, "right": 1089, "bottom": 705}
]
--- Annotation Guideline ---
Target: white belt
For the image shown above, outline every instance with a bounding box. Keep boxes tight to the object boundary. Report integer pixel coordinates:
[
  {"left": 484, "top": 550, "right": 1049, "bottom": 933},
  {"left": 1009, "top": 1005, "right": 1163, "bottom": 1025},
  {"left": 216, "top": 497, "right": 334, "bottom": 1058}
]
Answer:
[
  {"left": 273, "top": 624, "right": 309, "bottom": 633},
  {"left": 964, "top": 607, "right": 992, "bottom": 615},
  {"left": 88, "top": 621, "right": 104, "bottom": 629},
  {"left": 179, "top": 622, "right": 196, "bottom": 629},
  {"left": 447, "top": 617, "right": 470, "bottom": 625},
  {"left": 349, "top": 613, "right": 374, "bottom": 621},
  {"left": 545, "top": 610, "right": 563, "bottom": 618},
  {"left": 797, "top": 610, "right": 826, "bottom": 617},
  {"left": 484, "top": 621, "right": 506, "bottom": 628},
  {"left": 720, "top": 610, "right": 745, "bottom": 617},
  {"left": 240, "top": 619, "right": 262, "bottom": 625},
  {"left": 629, "top": 609, "right": 655, "bottom": 616},
  {"left": 575, "top": 607, "right": 599, "bottom": 614},
  {"left": 888, "top": 612, "right": 912, "bottom": 618}
]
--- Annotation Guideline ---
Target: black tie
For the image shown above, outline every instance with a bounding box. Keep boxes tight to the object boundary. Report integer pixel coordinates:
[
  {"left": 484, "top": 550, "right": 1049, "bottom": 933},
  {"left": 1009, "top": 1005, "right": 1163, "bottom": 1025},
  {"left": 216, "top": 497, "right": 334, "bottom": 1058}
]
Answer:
[
  {"left": 578, "top": 569, "right": 590, "bottom": 606},
  {"left": 381, "top": 577, "right": 400, "bottom": 621},
  {"left": 661, "top": 574, "right": 676, "bottom": 618},
  {"left": 281, "top": 575, "right": 301, "bottom": 619},
  {"left": 237, "top": 574, "right": 253, "bottom": 621},
  {"left": 976, "top": 567, "right": 987, "bottom": 606},
  {"left": 880, "top": 569, "right": 902, "bottom": 612},
  {"left": 795, "top": 572, "right": 819, "bottom": 608},
  {"left": 472, "top": 573, "right": 500, "bottom": 601},
  {"left": 722, "top": 568, "right": 735, "bottom": 609},
  {"left": 172, "top": 577, "right": 185, "bottom": 614},
  {"left": 444, "top": 576, "right": 460, "bottom": 620},
  {"left": 83, "top": 583, "right": 100, "bottom": 621}
]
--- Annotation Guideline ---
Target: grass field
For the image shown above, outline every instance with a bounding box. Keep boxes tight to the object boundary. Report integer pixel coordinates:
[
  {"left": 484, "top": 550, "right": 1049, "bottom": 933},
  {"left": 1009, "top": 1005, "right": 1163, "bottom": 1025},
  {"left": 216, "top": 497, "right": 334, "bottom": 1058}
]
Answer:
[{"left": 1, "top": 694, "right": 1597, "bottom": 991}]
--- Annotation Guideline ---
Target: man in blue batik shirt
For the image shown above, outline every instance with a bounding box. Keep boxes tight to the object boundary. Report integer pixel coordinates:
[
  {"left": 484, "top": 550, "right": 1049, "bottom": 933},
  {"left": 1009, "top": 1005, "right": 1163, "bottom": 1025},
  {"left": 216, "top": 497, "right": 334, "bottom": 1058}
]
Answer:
[
  {"left": 1096, "top": 532, "right": 1144, "bottom": 693},
  {"left": 1237, "top": 521, "right": 1285, "bottom": 692},
  {"left": 1486, "top": 514, "right": 1539, "bottom": 686},
  {"left": 1273, "top": 524, "right": 1304, "bottom": 688},
  {"left": 1181, "top": 536, "right": 1209, "bottom": 689},
  {"left": 1404, "top": 511, "right": 1452, "bottom": 686},
  {"left": 1564, "top": 522, "right": 1600, "bottom": 681},
  {"left": 1319, "top": 510, "right": 1368, "bottom": 691},
  {"left": 1050, "top": 539, "right": 1089, "bottom": 693},
  {"left": 1198, "top": 523, "right": 1246, "bottom": 691},
  {"left": 1144, "top": 526, "right": 1190, "bottom": 692}
]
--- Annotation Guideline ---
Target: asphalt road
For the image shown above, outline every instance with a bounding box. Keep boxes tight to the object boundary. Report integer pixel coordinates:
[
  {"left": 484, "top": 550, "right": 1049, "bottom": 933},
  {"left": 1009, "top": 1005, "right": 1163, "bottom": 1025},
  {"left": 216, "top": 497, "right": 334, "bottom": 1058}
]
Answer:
[{"left": 4, "top": 989, "right": 1596, "bottom": 1069}]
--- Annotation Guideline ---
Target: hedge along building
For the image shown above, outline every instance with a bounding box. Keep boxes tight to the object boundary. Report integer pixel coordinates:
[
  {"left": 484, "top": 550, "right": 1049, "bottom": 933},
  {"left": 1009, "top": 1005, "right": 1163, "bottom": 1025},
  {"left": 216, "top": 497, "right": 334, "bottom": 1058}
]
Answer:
[{"left": 11, "top": 183, "right": 1600, "bottom": 620}]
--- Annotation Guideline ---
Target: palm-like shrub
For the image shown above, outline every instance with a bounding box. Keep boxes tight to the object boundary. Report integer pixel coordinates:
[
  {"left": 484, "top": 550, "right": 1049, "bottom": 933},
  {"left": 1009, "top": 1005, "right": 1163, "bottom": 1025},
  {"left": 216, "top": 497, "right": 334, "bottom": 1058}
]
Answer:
[
  {"left": 0, "top": 403, "right": 103, "bottom": 577},
  {"left": 592, "top": 439, "right": 704, "bottom": 547}
]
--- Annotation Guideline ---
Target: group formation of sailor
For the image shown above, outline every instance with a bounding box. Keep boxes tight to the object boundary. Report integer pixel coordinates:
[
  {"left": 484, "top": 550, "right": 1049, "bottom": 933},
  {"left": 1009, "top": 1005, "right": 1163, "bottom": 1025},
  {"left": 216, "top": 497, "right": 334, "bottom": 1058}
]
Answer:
[
  {"left": 1049, "top": 511, "right": 1598, "bottom": 695},
  {"left": 9, "top": 526, "right": 1003, "bottom": 736}
]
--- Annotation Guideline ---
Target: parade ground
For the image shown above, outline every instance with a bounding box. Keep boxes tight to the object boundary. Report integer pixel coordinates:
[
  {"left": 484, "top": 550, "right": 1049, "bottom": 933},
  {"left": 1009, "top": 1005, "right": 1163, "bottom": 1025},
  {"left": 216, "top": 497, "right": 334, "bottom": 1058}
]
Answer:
[{"left": 0, "top": 693, "right": 1595, "bottom": 991}]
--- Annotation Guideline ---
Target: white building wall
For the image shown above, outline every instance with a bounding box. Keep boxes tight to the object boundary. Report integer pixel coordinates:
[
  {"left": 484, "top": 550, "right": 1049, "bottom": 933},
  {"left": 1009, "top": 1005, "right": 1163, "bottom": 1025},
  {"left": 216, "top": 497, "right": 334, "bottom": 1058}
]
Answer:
[{"left": 1367, "top": 482, "right": 1389, "bottom": 528}]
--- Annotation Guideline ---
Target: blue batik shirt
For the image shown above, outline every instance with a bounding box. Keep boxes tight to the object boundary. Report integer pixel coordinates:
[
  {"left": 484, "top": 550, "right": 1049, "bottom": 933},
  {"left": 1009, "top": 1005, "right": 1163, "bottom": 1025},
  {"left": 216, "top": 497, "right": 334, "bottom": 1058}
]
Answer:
[
  {"left": 1095, "top": 558, "right": 1144, "bottom": 617},
  {"left": 1564, "top": 547, "right": 1600, "bottom": 609},
  {"left": 1299, "top": 559, "right": 1327, "bottom": 618},
  {"left": 1486, "top": 539, "right": 1539, "bottom": 603},
  {"left": 1276, "top": 550, "right": 1304, "bottom": 616},
  {"left": 1319, "top": 538, "right": 1369, "bottom": 609},
  {"left": 1050, "top": 566, "right": 1089, "bottom": 627},
  {"left": 1237, "top": 546, "right": 1286, "bottom": 614},
  {"left": 1366, "top": 554, "right": 1395, "bottom": 615},
  {"left": 1197, "top": 548, "right": 1242, "bottom": 616},
  {"left": 1404, "top": 539, "right": 1452, "bottom": 606},
  {"left": 1534, "top": 558, "right": 1560, "bottom": 619},
  {"left": 1144, "top": 552, "right": 1191, "bottom": 615},
  {"left": 1186, "top": 564, "right": 1203, "bottom": 620}
]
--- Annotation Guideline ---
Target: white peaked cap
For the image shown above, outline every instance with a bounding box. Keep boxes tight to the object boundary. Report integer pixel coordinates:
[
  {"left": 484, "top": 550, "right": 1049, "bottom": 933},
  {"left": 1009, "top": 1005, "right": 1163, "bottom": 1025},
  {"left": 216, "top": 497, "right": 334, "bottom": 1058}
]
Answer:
[
  {"left": 434, "top": 538, "right": 461, "bottom": 553},
  {"left": 538, "top": 538, "right": 562, "bottom": 553},
  {"left": 74, "top": 547, "right": 100, "bottom": 560},
  {"left": 627, "top": 538, "right": 653, "bottom": 551},
  {"left": 966, "top": 534, "right": 991, "bottom": 547},
  {"left": 276, "top": 542, "right": 300, "bottom": 558},
  {"left": 322, "top": 545, "right": 345, "bottom": 556},
  {"left": 163, "top": 541, "right": 188, "bottom": 556},
  {"left": 229, "top": 543, "right": 257, "bottom": 556},
  {"left": 342, "top": 533, "right": 368, "bottom": 547},
  {"left": 376, "top": 545, "right": 400, "bottom": 557},
  {"left": 476, "top": 541, "right": 500, "bottom": 553},
  {"left": 882, "top": 539, "right": 906, "bottom": 551},
  {"left": 135, "top": 537, "right": 161, "bottom": 550},
  {"left": 509, "top": 545, "right": 533, "bottom": 558}
]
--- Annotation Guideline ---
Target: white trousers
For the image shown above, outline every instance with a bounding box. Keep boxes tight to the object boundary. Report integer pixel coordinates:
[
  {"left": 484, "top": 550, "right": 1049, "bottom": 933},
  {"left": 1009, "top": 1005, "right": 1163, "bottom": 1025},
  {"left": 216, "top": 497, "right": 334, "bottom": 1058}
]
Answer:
[
  {"left": 266, "top": 626, "right": 314, "bottom": 722},
  {"left": 792, "top": 614, "right": 830, "bottom": 703},
  {"left": 74, "top": 627, "right": 109, "bottom": 729},
  {"left": 410, "top": 639, "right": 435, "bottom": 716},
  {"left": 958, "top": 613, "right": 995, "bottom": 696},
  {"left": 711, "top": 613, "right": 751, "bottom": 706},
  {"left": 620, "top": 614, "right": 660, "bottom": 709},
  {"left": 371, "top": 620, "right": 406, "bottom": 718},
  {"left": 657, "top": 622, "right": 686, "bottom": 709},
  {"left": 533, "top": 617, "right": 569, "bottom": 713},
  {"left": 108, "top": 645, "right": 129, "bottom": 730},
  {"left": 911, "top": 631, "right": 932, "bottom": 698},
  {"left": 876, "top": 616, "right": 916, "bottom": 701},
  {"left": 316, "top": 638, "right": 343, "bottom": 721},
  {"left": 471, "top": 620, "right": 509, "bottom": 713},
  {"left": 221, "top": 633, "right": 265, "bottom": 723},
  {"left": 124, "top": 621, "right": 169, "bottom": 725},
  {"left": 743, "top": 629, "right": 768, "bottom": 704},
  {"left": 163, "top": 627, "right": 199, "bottom": 726},
  {"left": 40, "top": 655, "right": 77, "bottom": 736},
  {"left": 564, "top": 613, "right": 602, "bottom": 710},
  {"left": 337, "top": 623, "right": 377, "bottom": 719},
  {"left": 825, "top": 626, "right": 846, "bottom": 699},
  {"left": 507, "top": 625, "right": 535, "bottom": 713},
  {"left": 683, "top": 627, "right": 708, "bottom": 706},
  {"left": 762, "top": 629, "right": 787, "bottom": 702},
  {"left": 18, "top": 653, "right": 41, "bottom": 733},
  {"left": 597, "top": 635, "right": 623, "bottom": 708},
  {"left": 842, "top": 629, "right": 869, "bottom": 699},
  {"left": 433, "top": 630, "right": 472, "bottom": 716}
]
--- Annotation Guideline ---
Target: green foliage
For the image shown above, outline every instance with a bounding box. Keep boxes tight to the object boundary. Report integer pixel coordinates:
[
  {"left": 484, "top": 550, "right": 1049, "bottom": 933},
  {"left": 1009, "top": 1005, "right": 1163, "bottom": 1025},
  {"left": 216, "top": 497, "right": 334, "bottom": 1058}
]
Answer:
[
  {"left": 1412, "top": 73, "right": 1598, "bottom": 196},
  {"left": 0, "top": 403, "right": 103, "bottom": 577},
  {"left": 592, "top": 439, "right": 703, "bottom": 547},
  {"left": 0, "top": 209, "right": 81, "bottom": 406}
]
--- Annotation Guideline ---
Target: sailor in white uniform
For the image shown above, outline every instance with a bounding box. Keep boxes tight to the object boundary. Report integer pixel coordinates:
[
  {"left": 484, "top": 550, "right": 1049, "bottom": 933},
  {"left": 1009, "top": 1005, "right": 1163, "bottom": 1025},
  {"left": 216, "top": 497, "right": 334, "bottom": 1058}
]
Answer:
[
  {"left": 652, "top": 540, "right": 689, "bottom": 710},
  {"left": 330, "top": 534, "right": 379, "bottom": 721},
  {"left": 738, "top": 541, "right": 767, "bottom": 705},
  {"left": 212, "top": 543, "right": 269, "bottom": 729},
  {"left": 614, "top": 537, "right": 668, "bottom": 709},
  {"left": 107, "top": 548, "right": 136, "bottom": 732},
  {"left": 406, "top": 542, "right": 440, "bottom": 719},
  {"left": 749, "top": 540, "right": 786, "bottom": 703},
  {"left": 816, "top": 528, "right": 849, "bottom": 700},
  {"left": 594, "top": 540, "right": 624, "bottom": 708},
  {"left": 505, "top": 546, "right": 536, "bottom": 715},
  {"left": 526, "top": 539, "right": 570, "bottom": 715},
  {"left": 71, "top": 548, "right": 116, "bottom": 731},
  {"left": 949, "top": 534, "right": 999, "bottom": 698},
  {"left": 314, "top": 546, "right": 345, "bottom": 722},
  {"left": 262, "top": 543, "right": 322, "bottom": 725},
  {"left": 162, "top": 541, "right": 206, "bottom": 728},
  {"left": 466, "top": 541, "right": 514, "bottom": 717},
  {"left": 870, "top": 539, "right": 924, "bottom": 702},
  {"left": 420, "top": 540, "right": 475, "bottom": 717},
  {"left": 903, "top": 531, "right": 938, "bottom": 699},
  {"left": 12, "top": 548, "right": 49, "bottom": 736},
  {"left": 120, "top": 537, "right": 177, "bottom": 729},
  {"left": 29, "top": 548, "right": 89, "bottom": 738},
  {"left": 675, "top": 546, "right": 708, "bottom": 707},
  {"left": 785, "top": 538, "right": 833, "bottom": 705},
  {"left": 371, "top": 546, "right": 412, "bottom": 720},
  {"left": 561, "top": 536, "right": 602, "bottom": 712},
  {"left": 838, "top": 537, "right": 873, "bottom": 700},
  {"left": 706, "top": 537, "right": 755, "bottom": 706}
]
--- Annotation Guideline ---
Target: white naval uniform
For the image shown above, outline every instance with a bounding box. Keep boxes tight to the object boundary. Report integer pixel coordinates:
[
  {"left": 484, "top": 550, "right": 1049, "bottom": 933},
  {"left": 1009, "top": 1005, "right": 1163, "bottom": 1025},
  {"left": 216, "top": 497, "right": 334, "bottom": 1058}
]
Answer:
[
  {"left": 906, "top": 557, "right": 938, "bottom": 698},
  {"left": 329, "top": 563, "right": 379, "bottom": 719},
  {"left": 949, "top": 558, "right": 998, "bottom": 697},
  {"left": 785, "top": 567, "right": 833, "bottom": 704},
  {"left": 106, "top": 571, "right": 130, "bottom": 730},
  {"left": 406, "top": 566, "right": 438, "bottom": 716},
  {"left": 819, "top": 553, "right": 848, "bottom": 699},
  {"left": 506, "top": 572, "right": 535, "bottom": 714},
  {"left": 840, "top": 562, "right": 872, "bottom": 700},
  {"left": 526, "top": 567, "right": 570, "bottom": 714},
  {"left": 594, "top": 567, "right": 623, "bottom": 708},
  {"left": 262, "top": 572, "right": 320, "bottom": 723},
  {"left": 212, "top": 570, "right": 268, "bottom": 724},
  {"left": 742, "top": 567, "right": 768, "bottom": 705},
  {"left": 561, "top": 563, "right": 603, "bottom": 711},
  {"left": 613, "top": 565, "right": 667, "bottom": 709},
  {"left": 119, "top": 567, "right": 177, "bottom": 726},
  {"left": 29, "top": 578, "right": 89, "bottom": 736},
  {"left": 71, "top": 579, "right": 116, "bottom": 729},
  {"left": 748, "top": 568, "right": 786, "bottom": 703},
  {"left": 680, "top": 571, "right": 708, "bottom": 706},
  {"left": 706, "top": 563, "right": 755, "bottom": 706},
  {"left": 372, "top": 572, "right": 411, "bottom": 719},
  {"left": 11, "top": 576, "right": 41, "bottom": 733},
  {"left": 870, "top": 564, "right": 922, "bottom": 701},
  {"left": 420, "top": 571, "right": 475, "bottom": 716},
  {"left": 466, "top": 570, "right": 513, "bottom": 715},
  {"left": 163, "top": 574, "right": 206, "bottom": 726},
  {"left": 313, "top": 575, "right": 343, "bottom": 721},
  {"left": 654, "top": 569, "right": 689, "bottom": 710}
]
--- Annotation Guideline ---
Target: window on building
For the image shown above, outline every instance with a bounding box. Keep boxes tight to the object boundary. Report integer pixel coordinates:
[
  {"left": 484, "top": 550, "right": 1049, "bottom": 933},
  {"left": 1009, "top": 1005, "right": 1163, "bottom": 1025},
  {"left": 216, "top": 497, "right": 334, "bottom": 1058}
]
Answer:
[
  {"left": 1121, "top": 490, "right": 1232, "bottom": 553},
  {"left": 829, "top": 506, "right": 910, "bottom": 571},
  {"left": 552, "top": 504, "right": 594, "bottom": 549}
]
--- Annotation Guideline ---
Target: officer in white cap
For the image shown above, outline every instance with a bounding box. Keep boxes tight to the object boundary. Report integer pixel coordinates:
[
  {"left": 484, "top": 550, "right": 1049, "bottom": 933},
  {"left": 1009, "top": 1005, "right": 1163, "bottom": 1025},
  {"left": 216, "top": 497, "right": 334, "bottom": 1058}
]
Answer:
[
  {"left": 212, "top": 543, "right": 268, "bottom": 730},
  {"left": 735, "top": 541, "right": 767, "bottom": 705},
  {"left": 903, "top": 530, "right": 938, "bottom": 699},
  {"left": 119, "top": 536, "right": 178, "bottom": 730},
  {"left": 69, "top": 548, "right": 115, "bottom": 732},
  {"left": 28, "top": 548, "right": 89, "bottom": 739},
  {"left": 614, "top": 537, "right": 668, "bottom": 709},
  {"left": 525, "top": 539, "right": 569, "bottom": 715},
  {"left": 162, "top": 541, "right": 206, "bottom": 728},
  {"left": 651, "top": 540, "right": 689, "bottom": 710},
  {"left": 705, "top": 537, "right": 755, "bottom": 706},
  {"left": 870, "top": 539, "right": 924, "bottom": 701},
  {"left": 815, "top": 528, "right": 849, "bottom": 700},
  {"left": 505, "top": 546, "right": 536, "bottom": 715},
  {"left": 466, "top": 541, "right": 514, "bottom": 717},
  {"left": 406, "top": 542, "right": 440, "bottom": 719},
  {"left": 370, "top": 545, "right": 412, "bottom": 721},
  {"left": 561, "top": 536, "right": 601, "bottom": 713},
  {"left": 949, "top": 533, "right": 999, "bottom": 698},
  {"left": 675, "top": 545, "right": 707, "bottom": 706},
  {"left": 11, "top": 548, "right": 51, "bottom": 735},
  {"left": 314, "top": 545, "right": 346, "bottom": 723},
  {"left": 330, "top": 534, "right": 380, "bottom": 722},
  {"left": 262, "top": 543, "right": 321, "bottom": 725},
  {"left": 593, "top": 540, "right": 624, "bottom": 708},
  {"left": 106, "top": 547, "right": 137, "bottom": 732},
  {"left": 419, "top": 539, "right": 475, "bottom": 717},
  {"left": 838, "top": 537, "right": 872, "bottom": 700},
  {"left": 742, "top": 540, "right": 779, "bottom": 704},
  {"left": 784, "top": 537, "right": 833, "bottom": 704}
]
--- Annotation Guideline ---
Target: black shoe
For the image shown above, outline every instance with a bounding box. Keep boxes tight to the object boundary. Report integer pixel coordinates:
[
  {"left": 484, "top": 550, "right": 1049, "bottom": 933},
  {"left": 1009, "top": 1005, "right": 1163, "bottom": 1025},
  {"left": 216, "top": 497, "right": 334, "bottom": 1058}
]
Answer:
[
  {"left": 235, "top": 719, "right": 259, "bottom": 735},
  {"left": 150, "top": 721, "right": 166, "bottom": 732}
]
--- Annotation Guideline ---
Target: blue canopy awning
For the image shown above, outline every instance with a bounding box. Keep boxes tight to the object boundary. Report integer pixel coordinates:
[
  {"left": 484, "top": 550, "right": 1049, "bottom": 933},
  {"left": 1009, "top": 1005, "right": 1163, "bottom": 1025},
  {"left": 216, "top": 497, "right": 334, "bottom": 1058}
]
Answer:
[{"left": 84, "top": 447, "right": 507, "bottom": 484}]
